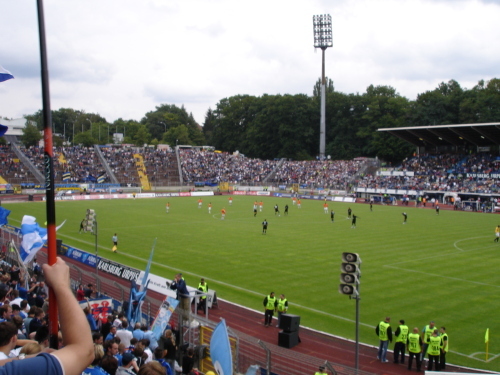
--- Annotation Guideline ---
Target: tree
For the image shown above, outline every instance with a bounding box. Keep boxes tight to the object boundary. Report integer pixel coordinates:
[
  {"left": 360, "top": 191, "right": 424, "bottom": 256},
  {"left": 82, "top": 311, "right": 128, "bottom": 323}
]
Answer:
[
  {"left": 313, "top": 77, "right": 335, "bottom": 97},
  {"left": 133, "top": 125, "right": 151, "bottom": 146},
  {"left": 202, "top": 108, "right": 217, "bottom": 145},
  {"left": 142, "top": 104, "right": 204, "bottom": 145},
  {"left": 21, "top": 122, "right": 42, "bottom": 147},
  {"left": 163, "top": 124, "right": 191, "bottom": 146},
  {"left": 73, "top": 131, "right": 96, "bottom": 147}
]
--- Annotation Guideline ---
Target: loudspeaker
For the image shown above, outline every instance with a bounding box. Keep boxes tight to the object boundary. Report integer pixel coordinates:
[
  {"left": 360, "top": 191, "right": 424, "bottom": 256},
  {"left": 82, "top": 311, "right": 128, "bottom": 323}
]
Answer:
[
  {"left": 279, "top": 314, "right": 300, "bottom": 332},
  {"left": 278, "top": 331, "right": 299, "bottom": 348},
  {"left": 56, "top": 239, "right": 63, "bottom": 255}
]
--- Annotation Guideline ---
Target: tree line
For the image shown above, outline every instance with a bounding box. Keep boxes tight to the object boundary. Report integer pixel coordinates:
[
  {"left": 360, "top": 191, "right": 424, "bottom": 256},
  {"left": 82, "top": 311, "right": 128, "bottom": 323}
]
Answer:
[{"left": 16, "top": 77, "right": 500, "bottom": 164}]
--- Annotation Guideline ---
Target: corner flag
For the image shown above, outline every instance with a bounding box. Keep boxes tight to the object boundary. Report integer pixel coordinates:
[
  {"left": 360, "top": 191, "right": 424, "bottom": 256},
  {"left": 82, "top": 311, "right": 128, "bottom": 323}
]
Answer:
[
  {"left": 0, "top": 66, "right": 14, "bottom": 82},
  {"left": 485, "top": 328, "right": 490, "bottom": 361}
]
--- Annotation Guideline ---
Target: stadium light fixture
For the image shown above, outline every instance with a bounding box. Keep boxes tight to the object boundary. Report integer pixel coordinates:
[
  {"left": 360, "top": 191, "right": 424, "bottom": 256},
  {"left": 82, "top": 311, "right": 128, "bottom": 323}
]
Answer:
[{"left": 313, "top": 14, "right": 332, "bottom": 160}]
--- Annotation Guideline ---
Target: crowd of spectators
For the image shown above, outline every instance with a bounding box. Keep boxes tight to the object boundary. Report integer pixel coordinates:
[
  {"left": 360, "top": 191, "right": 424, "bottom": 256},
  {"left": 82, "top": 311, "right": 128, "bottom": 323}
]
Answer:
[
  {"left": 3, "top": 143, "right": 500, "bottom": 195},
  {"left": 357, "top": 153, "right": 500, "bottom": 194},
  {"left": 0, "top": 256, "right": 205, "bottom": 375},
  {"left": 270, "top": 159, "right": 363, "bottom": 189},
  {"left": 100, "top": 147, "right": 142, "bottom": 186},
  {"left": 142, "top": 148, "right": 180, "bottom": 186},
  {"left": 19, "top": 146, "right": 108, "bottom": 184},
  {"left": 179, "top": 149, "right": 278, "bottom": 185},
  {"left": 0, "top": 145, "right": 39, "bottom": 184}
]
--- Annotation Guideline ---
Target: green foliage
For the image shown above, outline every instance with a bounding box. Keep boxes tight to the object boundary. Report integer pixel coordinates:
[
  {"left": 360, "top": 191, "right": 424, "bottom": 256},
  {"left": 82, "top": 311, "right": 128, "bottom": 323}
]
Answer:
[
  {"left": 133, "top": 125, "right": 152, "bottom": 146},
  {"left": 163, "top": 124, "right": 190, "bottom": 146},
  {"left": 73, "top": 131, "right": 97, "bottom": 147},
  {"left": 141, "top": 104, "right": 205, "bottom": 145},
  {"left": 313, "top": 77, "right": 335, "bottom": 97},
  {"left": 20, "top": 122, "right": 42, "bottom": 147},
  {"left": 21, "top": 76, "right": 500, "bottom": 164},
  {"left": 4, "top": 196, "right": 499, "bottom": 371}
]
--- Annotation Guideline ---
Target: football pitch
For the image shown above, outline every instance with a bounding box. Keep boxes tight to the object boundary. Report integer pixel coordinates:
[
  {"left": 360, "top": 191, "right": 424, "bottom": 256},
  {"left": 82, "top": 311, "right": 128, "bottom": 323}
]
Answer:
[{"left": 4, "top": 195, "right": 500, "bottom": 370}]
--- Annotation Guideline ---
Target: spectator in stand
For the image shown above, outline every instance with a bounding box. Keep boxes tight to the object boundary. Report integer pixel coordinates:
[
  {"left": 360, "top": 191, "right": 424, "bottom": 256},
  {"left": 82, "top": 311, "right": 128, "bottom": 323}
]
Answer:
[
  {"left": 0, "top": 257, "right": 94, "bottom": 375},
  {"left": 76, "top": 284, "right": 85, "bottom": 301}
]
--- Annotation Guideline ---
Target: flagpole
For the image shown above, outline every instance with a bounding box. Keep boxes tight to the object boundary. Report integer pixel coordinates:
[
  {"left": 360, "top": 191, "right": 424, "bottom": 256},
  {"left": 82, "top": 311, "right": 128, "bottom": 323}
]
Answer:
[
  {"left": 485, "top": 328, "right": 489, "bottom": 361},
  {"left": 36, "top": 0, "right": 59, "bottom": 349}
]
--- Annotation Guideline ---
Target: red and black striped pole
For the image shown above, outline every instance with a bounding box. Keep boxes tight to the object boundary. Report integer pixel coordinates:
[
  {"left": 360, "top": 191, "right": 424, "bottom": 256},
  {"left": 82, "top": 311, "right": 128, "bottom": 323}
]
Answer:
[{"left": 37, "top": 0, "right": 59, "bottom": 349}]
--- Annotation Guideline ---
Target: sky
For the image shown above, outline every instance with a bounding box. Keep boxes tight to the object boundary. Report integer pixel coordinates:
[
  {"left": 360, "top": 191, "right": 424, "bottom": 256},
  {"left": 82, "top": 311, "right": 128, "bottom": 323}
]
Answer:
[{"left": 1, "top": 0, "right": 500, "bottom": 126}]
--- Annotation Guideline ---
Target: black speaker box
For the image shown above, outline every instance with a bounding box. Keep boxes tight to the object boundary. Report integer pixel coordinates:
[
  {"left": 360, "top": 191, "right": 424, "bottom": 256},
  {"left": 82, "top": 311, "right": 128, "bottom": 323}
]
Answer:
[
  {"left": 278, "top": 331, "right": 299, "bottom": 348},
  {"left": 279, "top": 314, "right": 300, "bottom": 332},
  {"left": 56, "top": 239, "right": 63, "bottom": 254}
]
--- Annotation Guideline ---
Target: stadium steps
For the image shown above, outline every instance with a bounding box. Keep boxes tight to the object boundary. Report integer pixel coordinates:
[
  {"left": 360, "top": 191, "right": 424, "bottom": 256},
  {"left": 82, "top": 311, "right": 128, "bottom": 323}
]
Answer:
[{"left": 134, "top": 153, "right": 151, "bottom": 190}]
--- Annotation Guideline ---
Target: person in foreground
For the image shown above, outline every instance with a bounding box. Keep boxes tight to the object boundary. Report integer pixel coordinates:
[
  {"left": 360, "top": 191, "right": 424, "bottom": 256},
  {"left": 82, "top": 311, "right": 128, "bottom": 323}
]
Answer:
[{"left": 0, "top": 257, "right": 94, "bottom": 375}]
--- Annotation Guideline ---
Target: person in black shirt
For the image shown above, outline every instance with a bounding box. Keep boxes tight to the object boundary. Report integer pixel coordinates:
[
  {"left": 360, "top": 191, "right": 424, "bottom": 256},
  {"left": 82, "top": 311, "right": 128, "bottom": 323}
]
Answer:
[
  {"left": 182, "top": 347, "right": 195, "bottom": 375},
  {"left": 262, "top": 220, "right": 268, "bottom": 234},
  {"left": 351, "top": 215, "right": 359, "bottom": 228}
]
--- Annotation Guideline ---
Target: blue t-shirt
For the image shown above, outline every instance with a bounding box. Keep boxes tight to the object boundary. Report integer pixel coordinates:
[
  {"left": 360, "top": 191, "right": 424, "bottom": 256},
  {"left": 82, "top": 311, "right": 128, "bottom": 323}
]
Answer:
[
  {"left": 82, "top": 365, "right": 110, "bottom": 375},
  {"left": 0, "top": 353, "right": 63, "bottom": 375},
  {"left": 157, "top": 359, "right": 173, "bottom": 375}
]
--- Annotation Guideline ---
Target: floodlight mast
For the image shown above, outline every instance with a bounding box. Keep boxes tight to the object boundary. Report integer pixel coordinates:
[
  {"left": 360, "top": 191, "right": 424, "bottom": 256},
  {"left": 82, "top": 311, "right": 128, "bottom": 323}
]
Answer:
[{"left": 313, "top": 14, "right": 332, "bottom": 160}]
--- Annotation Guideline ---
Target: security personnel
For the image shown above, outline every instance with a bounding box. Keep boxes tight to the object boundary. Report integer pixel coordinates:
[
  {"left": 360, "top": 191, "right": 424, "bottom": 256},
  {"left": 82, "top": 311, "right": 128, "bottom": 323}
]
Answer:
[
  {"left": 263, "top": 292, "right": 277, "bottom": 327},
  {"left": 421, "top": 321, "right": 436, "bottom": 360},
  {"left": 393, "top": 319, "right": 409, "bottom": 364},
  {"left": 427, "top": 329, "right": 442, "bottom": 371},
  {"left": 439, "top": 327, "right": 448, "bottom": 370},
  {"left": 197, "top": 278, "right": 208, "bottom": 313},
  {"left": 314, "top": 365, "right": 327, "bottom": 375},
  {"left": 407, "top": 327, "right": 422, "bottom": 371},
  {"left": 375, "top": 317, "right": 392, "bottom": 362},
  {"left": 276, "top": 294, "right": 288, "bottom": 327}
]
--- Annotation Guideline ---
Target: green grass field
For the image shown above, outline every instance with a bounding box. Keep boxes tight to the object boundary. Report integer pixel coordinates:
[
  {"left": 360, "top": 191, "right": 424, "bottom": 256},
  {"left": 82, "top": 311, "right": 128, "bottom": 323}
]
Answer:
[{"left": 4, "top": 195, "right": 500, "bottom": 370}]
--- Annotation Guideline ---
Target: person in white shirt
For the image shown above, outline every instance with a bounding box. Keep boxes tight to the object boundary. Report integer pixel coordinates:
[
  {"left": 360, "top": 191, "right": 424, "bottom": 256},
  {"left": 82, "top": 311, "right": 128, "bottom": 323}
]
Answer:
[{"left": 115, "top": 319, "right": 133, "bottom": 348}]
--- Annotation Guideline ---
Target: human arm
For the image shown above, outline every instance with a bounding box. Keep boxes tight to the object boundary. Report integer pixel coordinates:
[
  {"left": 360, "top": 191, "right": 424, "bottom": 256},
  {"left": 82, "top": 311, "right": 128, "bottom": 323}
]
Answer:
[
  {"left": 43, "top": 257, "right": 94, "bottom": 374},
  {"left": 394, "top": 326, "right": 401, "bottom": 338}
]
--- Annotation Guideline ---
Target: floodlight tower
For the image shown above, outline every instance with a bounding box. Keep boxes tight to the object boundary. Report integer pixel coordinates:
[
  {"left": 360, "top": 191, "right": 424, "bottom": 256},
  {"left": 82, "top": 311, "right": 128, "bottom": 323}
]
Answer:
[{"left": 313, "top": 14, "right": 332, "bottom": 160}]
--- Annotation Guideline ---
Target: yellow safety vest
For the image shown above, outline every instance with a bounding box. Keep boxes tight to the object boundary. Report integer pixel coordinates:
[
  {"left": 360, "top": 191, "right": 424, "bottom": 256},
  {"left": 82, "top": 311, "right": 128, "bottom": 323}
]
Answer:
[
  {"left": 266, "top": 296, "right": 276, "bottom": 310},
  {"left": 277, "top": 298, "right": 288, "bottom": 312},
  {"left": 198, "top": 283, "right": 208, "bottom": 300}
]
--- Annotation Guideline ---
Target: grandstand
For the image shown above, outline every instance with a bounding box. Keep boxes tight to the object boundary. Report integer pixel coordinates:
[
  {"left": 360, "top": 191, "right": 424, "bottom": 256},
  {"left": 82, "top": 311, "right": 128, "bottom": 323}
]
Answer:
[{"left": 0, "top": 139, "right": 498, "bottom": 208}]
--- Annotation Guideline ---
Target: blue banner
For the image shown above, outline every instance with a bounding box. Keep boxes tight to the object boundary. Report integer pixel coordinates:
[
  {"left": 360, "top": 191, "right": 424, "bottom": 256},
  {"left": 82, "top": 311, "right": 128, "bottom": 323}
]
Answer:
[
  {"left": 150, "top": 296, "right": 179, "bottom": 340},
  {"left": 65, "top": 246, "right": 99, "bottom": 268},
  {"left": 210, "top": 319, "right": 233, "bottom": 375}
]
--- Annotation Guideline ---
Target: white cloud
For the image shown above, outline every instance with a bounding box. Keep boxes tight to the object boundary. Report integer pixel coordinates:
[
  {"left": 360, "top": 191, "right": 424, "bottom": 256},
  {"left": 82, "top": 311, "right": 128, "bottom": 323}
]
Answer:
[{"left": 1, "top": 0, "right": 499, "bottom": 125}]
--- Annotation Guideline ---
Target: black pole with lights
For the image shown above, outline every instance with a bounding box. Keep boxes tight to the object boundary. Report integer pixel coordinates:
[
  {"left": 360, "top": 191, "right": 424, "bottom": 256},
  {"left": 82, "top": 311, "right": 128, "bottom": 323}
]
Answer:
[
  {"left": 340, "top": 252, "right": 361, "bottom": 373},
  {"left": 313, "top": 14, "right": 332, "bottom": 160}
]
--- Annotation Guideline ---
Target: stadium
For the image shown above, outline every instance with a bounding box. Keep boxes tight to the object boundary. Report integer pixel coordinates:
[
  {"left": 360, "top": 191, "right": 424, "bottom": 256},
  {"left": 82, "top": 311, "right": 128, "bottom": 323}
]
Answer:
[{"left": 0, "top": 123, "right": 499, "bottom": 374}]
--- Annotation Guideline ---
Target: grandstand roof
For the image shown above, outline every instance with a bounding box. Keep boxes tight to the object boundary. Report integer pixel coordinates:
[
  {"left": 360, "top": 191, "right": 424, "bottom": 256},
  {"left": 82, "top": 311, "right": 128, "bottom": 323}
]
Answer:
[{"left": 378, "top": 122, "right": 500, "bottom": 148}]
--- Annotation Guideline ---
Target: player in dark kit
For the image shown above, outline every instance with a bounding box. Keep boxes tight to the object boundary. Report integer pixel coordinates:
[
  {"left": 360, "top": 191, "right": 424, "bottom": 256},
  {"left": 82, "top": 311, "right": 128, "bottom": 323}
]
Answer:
[
  {"left": 351, "top": 215, "right": 358, "bottom": 228},
  {"left": 331, "top": 210, "right": 335, "bottom": 222},
  {"left": 284, "top": 204, "right": 289, "bottom": 215},
  {"left": 262, "top": 219, "right": 268, "bottom": 234},
  {"left": 402, "top": 212, "right": 407, "bottom": 224},
  {"left": 348, "top": 207, "right": 352, "bottom": 218},
  {"left": 274, "top": 204, "right": 280, "bottom": 216},
  {"left": 435, "top": 205, "right": 440, "bottom": 215},
  {"left": 254, "top": 207, "right": 257, "bottom": 217}
]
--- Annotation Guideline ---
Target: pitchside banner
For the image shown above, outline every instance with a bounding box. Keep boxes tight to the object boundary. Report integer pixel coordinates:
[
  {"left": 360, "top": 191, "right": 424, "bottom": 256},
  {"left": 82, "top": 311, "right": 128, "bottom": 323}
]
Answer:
[
  {"left": 65, "top": 246, "right": 98, "bottom": 267},
  {"left": 137, "top": 271, "right": 198, "bottom": 299},
  {"left": 97, "top": 258, "right": 141, "bottom": 281}
]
